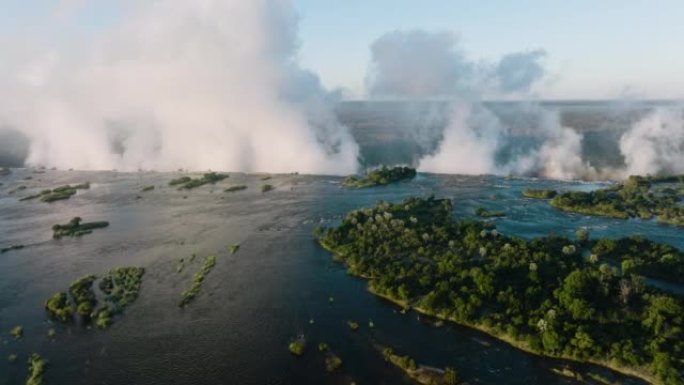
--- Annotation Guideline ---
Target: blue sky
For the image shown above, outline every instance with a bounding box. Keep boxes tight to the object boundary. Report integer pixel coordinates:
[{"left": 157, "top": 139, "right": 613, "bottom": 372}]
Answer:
[
  {"left": 2, "top": 0, "right": 683, "bottom": 100},
  {"left": 293, "top": 0, "right": 684, "bottom": 99}
]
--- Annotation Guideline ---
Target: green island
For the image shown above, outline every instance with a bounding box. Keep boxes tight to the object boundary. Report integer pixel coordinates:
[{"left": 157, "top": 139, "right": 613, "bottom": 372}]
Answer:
[
  {"left": 140, "top": 185, "right": 155, "bottom": 192},
  {"left": 343, "top": 165, "right": 417, "bottom": 189},
  {"left": 1, "top": 244, "right": 24, "bottom": 253},
  {"left": 178, "top": 255, "right": 217, "bottom": 307},
  {"left": 528, "top": 175, "right": 684, "bottom": 227},
  {"left": 20, "top": 183, "right": 90, "bottom": 202},
  {"left": 169, "top": 172, "right": 228, "bottom": 190},
  {"left": 321, "top": 345, "right": 343, "bottom": 372},
  {"left": 26, "top": 353, "right": 47, "bottom": 385},
  {"left": 44, "top": 267, "right": 145, "bottom": 328},
  {"left": 316, "top": 196, "right": 684, "bottom": 384},
  {"left": 52, "top": 217, "right": 109, "bottom": 239},
  {"left": 10, "top": 326, "right": 23, "bottom": 339},
  {"left": 474, "top": 207, "right": 506, "bottom": 218},
  {"left": 224, "top": 185, "right": 247, "bottom": 193},
  {"left": 261, "top": 184, "right": 274, "bottom": 193},
  {"left": 229, "top": 244, "right": 240, "bottom": 255},
  {"left": 288, "top": 336, "right": 306, "bottom": 356},
  {"left": 380, "top": 345, "right": 458, "bottom": 385},
  {"left": 522, "top": 189, "right": 558, "bottom": 199}
]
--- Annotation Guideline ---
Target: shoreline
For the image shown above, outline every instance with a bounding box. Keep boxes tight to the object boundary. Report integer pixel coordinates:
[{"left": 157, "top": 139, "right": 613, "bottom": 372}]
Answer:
[{"left": 364, "top": 281, "right": 655, "bottom": 385}]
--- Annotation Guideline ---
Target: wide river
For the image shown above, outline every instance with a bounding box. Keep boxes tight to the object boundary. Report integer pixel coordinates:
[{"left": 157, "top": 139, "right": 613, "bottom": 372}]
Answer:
[{"left": 1, "top": 170, "right": 682, "bottom": 385}]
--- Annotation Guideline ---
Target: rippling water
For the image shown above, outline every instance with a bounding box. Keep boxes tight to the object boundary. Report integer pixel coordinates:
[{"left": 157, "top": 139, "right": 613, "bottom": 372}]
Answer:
[{"left": 1, "top": 170, "right": 682, "bottom": 385}]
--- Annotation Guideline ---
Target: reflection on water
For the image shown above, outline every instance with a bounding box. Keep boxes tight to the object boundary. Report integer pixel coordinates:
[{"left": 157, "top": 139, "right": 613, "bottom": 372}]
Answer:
[{"left": 0, "top": 169, "right": 679, "bottom": 385}]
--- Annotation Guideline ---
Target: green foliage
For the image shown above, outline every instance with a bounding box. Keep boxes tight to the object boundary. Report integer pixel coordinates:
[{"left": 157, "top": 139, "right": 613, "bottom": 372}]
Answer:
[
  {"left": 475, "top": 207, "right": 506, "bottom": 218},
  {"left": 52, "top": 217, "right": 109, "bottom": 239},
  {"left": 318, "top": 196, "right": 684, "bottom": 383},
  {"left": 325, "top": 353, "right": 343, "bottom": 372},
  {"left": 179, "top": 255, "right": 217, "bottom": 307},
  {"left": 548, "top": 175, "right": 684, "bottom": 227},
  {"left": 344, "top": 166, "right": 416, "bottom": 189},
  {"left": 45, "top": 267, "right": 144, "bottom": 328},
  {"left": 347, "top": 320, "right": 359, "bottom": 331},
  {"left": 591, "top": 236, "right": 684, "bottom": 283},
  {"left": 10, "top": 326, "right": 23, "bottom": 339},
  {"left": 229, "top": 244, "right": 240, "bottom": 255},
  {"left": 522, "top": 189, "right": 558, "bottom": 199},
  {"left": 22, "top": 183, "right": 91, "bottom": 203},
  {"left": 45, "top": 292, "right": 72, "bottom": 322},
  {"left": 170, "top": 173, "right": 228, "bottom": 189},
  {"left": 26, "top": 353, "right": 47, "bottom": 385},
  {"left": 288, "top": 337, "right": 306, "bottom": 356}
]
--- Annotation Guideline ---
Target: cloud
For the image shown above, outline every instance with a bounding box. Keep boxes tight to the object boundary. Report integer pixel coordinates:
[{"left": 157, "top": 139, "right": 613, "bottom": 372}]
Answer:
[{"left": 0, "top": 0, "right": 359, "bottom": 174}]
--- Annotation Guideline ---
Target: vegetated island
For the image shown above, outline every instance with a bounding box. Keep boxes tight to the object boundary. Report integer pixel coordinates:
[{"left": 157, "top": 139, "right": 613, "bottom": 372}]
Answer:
[
  {"left": 343, "top": 166, "right": 417, "bottom": 188},
  {"left": 178, "top": 255, "right": 216, "bottom": 307},
  {"left": 224, "top": 185, "right": 247, "bottom": 193},
  {"left": 522, "top": 189, "right": 558, "bottom": 199},
  {"left": 26, "top": 353, "right": 47, "bottom": 385},
  {"left": 316, "top": 196, "right": 684, "bottom": 384},
  {"left": 169, "top": 172, "right": 228, "bottom": 190},
  {"left": 52, "top": 217, "right": 109, "bottom": 239},
  {"left": 379, "top": 345, "right": 459, "bottom": 385},
  {"left": 44, "top": 266, "right": 145, "bottom": 329},
  {"left": 19, "top": 183, "right": 90, "bottom": 202},
  {"left": 474, "top": 207, "right": 505, "bottom": 218},
  {"left": 525, "top": 175, "right": 684, "bottom": 227}
]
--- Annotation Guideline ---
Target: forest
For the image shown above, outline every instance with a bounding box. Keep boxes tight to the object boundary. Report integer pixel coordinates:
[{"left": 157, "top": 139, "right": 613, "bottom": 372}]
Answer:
[{"left": 316, "top": 196, "right": 684, "bottom": 384}]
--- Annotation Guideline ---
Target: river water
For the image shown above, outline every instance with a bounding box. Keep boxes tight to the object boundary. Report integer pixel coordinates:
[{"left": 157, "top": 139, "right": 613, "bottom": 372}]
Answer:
[{"left": 1, "top": 169, "right": 681, "bottom": 385}]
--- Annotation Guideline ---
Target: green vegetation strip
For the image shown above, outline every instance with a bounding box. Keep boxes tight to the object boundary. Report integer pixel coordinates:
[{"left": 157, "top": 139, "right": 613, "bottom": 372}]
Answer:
[
  {"left": 530, "top": 175, "right": 684, "bottom": 227},
  {"left": 26, "top": 353, "right": 47, "bottom": 385},
  {"left": 178, "top": 255, "right": 216, "bottom": 307},
  {"left": 169, "top": 172, "right": 228, "bottom": 190},
  {"left": 317, "top": 196, "right": 684, "bottom": 384},
  {"left": 380, "top": 345, "right": 458, "bottom": 385},
  {"left": 344, "top": 166, "right": 416, "bottom": 188},
  {"left": 20, "top": 183, "right": 90, "bottom": 202},
  {"left": 52, "top": 217, "right": 109, "bottom": 239}
]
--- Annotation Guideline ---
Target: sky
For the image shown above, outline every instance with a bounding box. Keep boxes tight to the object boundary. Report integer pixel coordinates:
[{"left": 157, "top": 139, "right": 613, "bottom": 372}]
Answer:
[{"left": 2, "top": 0, "right": 684, "bottom": 100}]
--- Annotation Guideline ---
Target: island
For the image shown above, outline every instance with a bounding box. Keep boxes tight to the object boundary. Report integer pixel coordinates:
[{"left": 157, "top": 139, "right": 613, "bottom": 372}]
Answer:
[
  {"left": 288, "top": 336, "right": 306, "bottom": 356},
  {"left": 178, "top": 255, "right": 216, "bottom": 307},
  {"left": 19, "top": 183, "right": 90, "bottom": 202},
  {"left": 380, "top": 345, "right": 458, "bottom": 385},
  {"left": 530, "top": 175, "right": 684, "bottom": 227},
  {"left": 316, "top": 196, "right": 684, "bottom": 385},
  {"left": 521, "top": 189, "right": 558, "bottom": 199},
  {"left": 26, "top": 353, "right": 47, "bottom": 385},
  {"left": 52, "top": 217, "right": 109, "bottom": 239},
  {"left": 343, "top": 166, "right": 416, "bottom": 188},
  {"left": 474, "top": 207, "right": 505, "bottom": 218},
  {"left": 44, "top": 266, "right": 145, "bottom": 328},
  {"left": 224, "top": 185, "right": 247, "bottom": 193},
  {"left": 169, "top": 172, "right": 228, "bottom": 190}
]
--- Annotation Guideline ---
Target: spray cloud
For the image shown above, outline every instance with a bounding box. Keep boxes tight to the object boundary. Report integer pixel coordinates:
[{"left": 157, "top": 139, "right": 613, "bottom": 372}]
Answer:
[{"left": 0, "top": 0, "right": 358, "bottom": 174}]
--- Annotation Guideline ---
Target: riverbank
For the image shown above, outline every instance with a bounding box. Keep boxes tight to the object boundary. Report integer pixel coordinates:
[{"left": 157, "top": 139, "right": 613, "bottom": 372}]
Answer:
[{"left": 362, "top": 281, "right": 655, "bottom": 384}]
